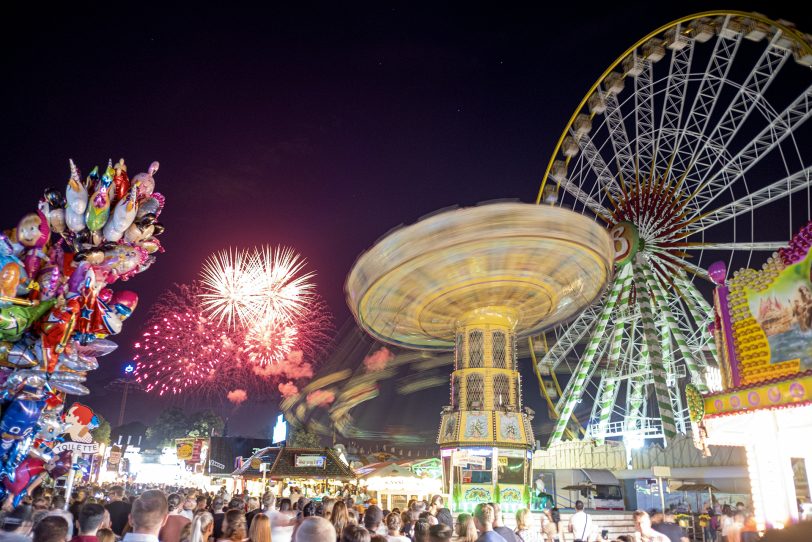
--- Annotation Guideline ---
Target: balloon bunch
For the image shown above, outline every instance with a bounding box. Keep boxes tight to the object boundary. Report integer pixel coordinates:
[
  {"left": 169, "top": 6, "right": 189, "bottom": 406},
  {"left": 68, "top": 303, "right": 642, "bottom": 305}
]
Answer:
[{"left": 0, "top": 158, "right": 166, "bottom": 506}]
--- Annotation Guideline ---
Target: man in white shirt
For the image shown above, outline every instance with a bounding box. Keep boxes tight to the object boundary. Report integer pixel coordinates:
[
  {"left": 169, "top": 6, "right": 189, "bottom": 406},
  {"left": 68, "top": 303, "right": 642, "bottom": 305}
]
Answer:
[
  {"left": 262, "top": 494, "right": 296, "bottom": 542},
  {"left": 569, "top": 501, "right": 593, "bottom": 542},
  {"left": 122, "top": 490, "right": 169, "bottom": 542}
]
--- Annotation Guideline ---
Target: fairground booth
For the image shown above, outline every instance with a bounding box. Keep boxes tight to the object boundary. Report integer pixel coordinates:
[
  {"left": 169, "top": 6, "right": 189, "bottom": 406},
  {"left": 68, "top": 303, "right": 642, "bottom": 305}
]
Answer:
[
  {"left": 231, "top": 446, "right": 355, "bottom": 496},
  {"left": 693, "top": 222, "right": 812, "bottom": 531},
  {"left": 355, "top": 461, "right": 443, "bottom": 511}
]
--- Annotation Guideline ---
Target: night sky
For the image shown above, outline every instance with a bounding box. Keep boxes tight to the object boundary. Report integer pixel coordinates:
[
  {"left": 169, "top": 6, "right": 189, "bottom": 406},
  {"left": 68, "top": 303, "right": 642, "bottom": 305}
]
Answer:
[{"left": 3, "top": 2, "right": 811, "bottom": 442}]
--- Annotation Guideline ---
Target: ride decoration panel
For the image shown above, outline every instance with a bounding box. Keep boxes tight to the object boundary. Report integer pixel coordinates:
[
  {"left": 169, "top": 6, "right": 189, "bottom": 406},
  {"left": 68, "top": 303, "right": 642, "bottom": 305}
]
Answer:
[{"left": 711, "top": 221, "right": 812, "bottom": 388}]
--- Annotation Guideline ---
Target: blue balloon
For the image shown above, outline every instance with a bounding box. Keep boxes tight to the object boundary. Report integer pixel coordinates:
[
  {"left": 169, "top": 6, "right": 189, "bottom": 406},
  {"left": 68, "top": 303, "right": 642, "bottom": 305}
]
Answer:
[{"left": 0, "top": 391, "right": 45, "bottom": 480}]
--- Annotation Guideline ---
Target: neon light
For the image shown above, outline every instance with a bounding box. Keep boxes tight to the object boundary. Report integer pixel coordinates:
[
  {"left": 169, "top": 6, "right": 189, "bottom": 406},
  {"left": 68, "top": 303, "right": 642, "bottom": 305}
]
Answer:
[{"left": 272, "top": 414, "right": 287, "bottom": 444}]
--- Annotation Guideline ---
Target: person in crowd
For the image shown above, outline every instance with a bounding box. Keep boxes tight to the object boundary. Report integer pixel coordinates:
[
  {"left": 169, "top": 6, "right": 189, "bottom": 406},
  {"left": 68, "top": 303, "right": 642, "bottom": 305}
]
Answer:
[
  {"left": 245, "top": 500, "right": 261, "bottom": 529},
  {"left": 267, "top": 497, "right": 296, "bottom": 542},
  {"left": 427, "top": 498, "right": 444, "bottom": 518},
  {"left": 47, "top": 497, "right": 74, "bottom": 540},
  {"left": 538, "top": 509, "right": 556, "bottom": 542},
  {"left": 487, "top": 504, "right": 515, "bottom": 542},
  {"left": 513, "top": 509, "right": 538, "bottom": 542},
  {"left": 212, "top": 499, "right": 226, "bottom": 541},
  {"left": 294, "top": 517, "right": 334, "bottom": 542},
  {"left": 301, "top": 503, "right": 317, "bottom": 519},
  {"left": 428, "top": 524, "right": 451, "bottom": 542},
  {"left": 188, "top": 512, "right": 214, "bottom": 542},
  {"left": 247, "top": 514, "right": 270, "bottom": 542},
  {"left": 321, "top": 499, "right": 335, "bottom": 521},
  {"left": 382, "top": 513, "right": 408, "bottom": 542},
  {"left": 34, "top": 516, "right": 69, "bottom": 542},
  {"left": 181, "top": 498, "right": 196, "bottom": 522},
  {"left": 218, "top": 510, "right": 247, "bottom": 542},
  {"left": 569, "top": 501, "right": 593, "bottom": 542},
  {"left": 397, "top": 512, "right": 412, "bottom": 540},
  {"left": 195, "top": 499, "right": 208, "bottom": 515},
  {"left": 96, "top": 529, "right": 115, "bottom": 542},
  {"left": 330, "top": 503, "right": 350, "bottom": 541},
  {"left": 418, "top": 513, "right": 437, "bottom": 528},
  {"left": 725, "top": 513, "right": 744, "bottom": 542},
  {"left": 370, "top": 536, "right": 386, "bottom": 542},
  {"left": 228, "top": 501, "right": 244, "bottom": 514},
  {"left": 651, "top": 512, "right": 687, "bottom": 542},
  {"left": 33, "top": 498, "right": 50, "bottom": 513},
  {"left": 1, "top": 504, "right": 34, "bottom": 542},
  {"left": 454, "top": 514, "right": 476, "bottom": 542},
  {"left": 72, "top": 503, "right": 107, "bottom": 542},
  {"left": 106, "top": 487, "right": 132, "bottom": 537},
  {"left": 363, "top": 506, "right": 384, "bottom": 537},
  {"left": 472, "top": 505, "right": 505, "bottom": 542},
  {"left": 340, "top": 525, "right": 369, "bottom": 542},
  {"left": 162, "top": 494, "right": 192, "bottom": 542},
  {"left": 633, "top": 510, "right": 669, "bottom": 542},
  {"left": 258, "top": 495, "right": 274, "bottom": 517},
  {"left": 704, "top": 508, "right": 718, "bottom": 542},
  {"left": 70, "top": 491, "right": 88, "bottom": 521},
  {"left": 434, "top": 510, "right": 452, "bottom": 532},
  {"left": 123, "top": 490, "right": 169, "bottom": 542},
  {"left": 720, "top": 505, "right": 734, "bottom": 542}
]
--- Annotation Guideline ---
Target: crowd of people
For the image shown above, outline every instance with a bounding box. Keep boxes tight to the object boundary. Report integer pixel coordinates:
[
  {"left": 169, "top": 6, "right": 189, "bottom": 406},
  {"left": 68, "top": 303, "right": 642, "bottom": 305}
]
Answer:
[
  {"left": 0, "top": 486, "right": 562, "bottom": 542},
  {"left": 1, "top": 485, "right": 786, "bottom": 542}
]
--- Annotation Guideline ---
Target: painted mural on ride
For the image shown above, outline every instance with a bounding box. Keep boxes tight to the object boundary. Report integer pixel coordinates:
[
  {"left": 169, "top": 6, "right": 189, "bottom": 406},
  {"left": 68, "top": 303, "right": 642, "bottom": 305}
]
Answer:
[
  {"left": 692, "top": 221, "right": 812, "bottom": 423},
  {"left": 0, "top": 158, "right": 166, "bottom": 506}
]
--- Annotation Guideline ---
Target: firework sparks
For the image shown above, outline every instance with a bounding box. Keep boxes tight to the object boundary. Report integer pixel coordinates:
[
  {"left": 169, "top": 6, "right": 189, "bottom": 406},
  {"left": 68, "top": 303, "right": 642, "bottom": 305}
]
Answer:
[
  {"left": 244, "top": 317, "right": 299, "bottom": 366},
  {"left": 199, "top": 246, "right": 314, "bottom": 329},
  {"left": 135, "top": 282, "right": 333, "bottom": 399},
  {"left": 251, "top": 246, "right": 315, "bottom": 323},
  {"left": 134, "top": 284, "right": 238, "bottom": 397}
]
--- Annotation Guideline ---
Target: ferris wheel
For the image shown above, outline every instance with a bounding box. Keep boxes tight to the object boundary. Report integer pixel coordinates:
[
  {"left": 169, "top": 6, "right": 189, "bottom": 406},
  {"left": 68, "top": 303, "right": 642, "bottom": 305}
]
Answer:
[{"left": 535, "top": 11, "right": 812, "bottom": 447}]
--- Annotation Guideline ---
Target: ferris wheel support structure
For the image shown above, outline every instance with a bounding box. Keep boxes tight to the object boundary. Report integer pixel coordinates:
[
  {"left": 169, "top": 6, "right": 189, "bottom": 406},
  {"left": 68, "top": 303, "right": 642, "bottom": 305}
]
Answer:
[{"left": 536, "top": 11, "right": 812, "bottom": 447}]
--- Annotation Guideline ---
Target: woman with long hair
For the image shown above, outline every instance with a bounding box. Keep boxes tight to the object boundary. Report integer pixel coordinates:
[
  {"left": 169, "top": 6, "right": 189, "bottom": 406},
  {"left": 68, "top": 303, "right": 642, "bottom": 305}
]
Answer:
[
  {"left": 454, "top": 514, "right": 476, "bottom": 542},
  {"left": 186, "top": 512, "right": 214, "bottom": 542},
  {"left": 539, "top": 509, "right": 557, "bottom": 542},
  {"left": 513, "top": 509, "right": 539, "bottom": 542},
  {"left": 248, "top": 514, "right": 271, "bottom": 542},
  {"left": 331, "top": 501, "right": 350, "bottom": 541},
  {"left": 218, "top": 509, "right": 248, "bottom": 542}
]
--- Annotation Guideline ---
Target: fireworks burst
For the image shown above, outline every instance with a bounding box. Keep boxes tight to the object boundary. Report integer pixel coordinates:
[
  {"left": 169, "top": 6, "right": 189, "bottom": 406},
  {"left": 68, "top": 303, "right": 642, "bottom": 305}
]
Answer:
[
  {"left": 134, "top": 284, "right": 237, "bottom": 397},
  {"left": 134, "top": 281, "right": 333, "bottom": 399},
  {"left": 244, "top": 317, "right": 299, "bottom": 366},
  {"left": 199, "top": 246, "right": 314, "bottom": 329}
]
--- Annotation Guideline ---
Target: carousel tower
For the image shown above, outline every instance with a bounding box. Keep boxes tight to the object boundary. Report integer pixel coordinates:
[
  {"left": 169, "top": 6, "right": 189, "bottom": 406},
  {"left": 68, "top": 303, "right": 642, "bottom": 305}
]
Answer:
[{"left": 346, "top": 202, "right": 614, "bottom": 512}]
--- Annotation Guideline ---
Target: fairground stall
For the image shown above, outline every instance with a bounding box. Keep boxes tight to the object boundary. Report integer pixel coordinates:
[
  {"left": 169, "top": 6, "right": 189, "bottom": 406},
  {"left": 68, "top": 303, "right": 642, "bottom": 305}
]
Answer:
[
  {"left": 356, "top": 462, "right": 442, "bottom": 511},
  {"left": 232, "top": 446, "right": 355, "bottom": 497},
  {"left": 693, "top": 222, "right": 812, "bottom": 531}
]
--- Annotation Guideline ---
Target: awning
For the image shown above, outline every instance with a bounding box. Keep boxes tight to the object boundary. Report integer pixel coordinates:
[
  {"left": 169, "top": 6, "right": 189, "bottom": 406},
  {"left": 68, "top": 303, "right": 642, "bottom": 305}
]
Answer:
[{"left": 580, "top": 469, "right": 619, "bottom": 485}]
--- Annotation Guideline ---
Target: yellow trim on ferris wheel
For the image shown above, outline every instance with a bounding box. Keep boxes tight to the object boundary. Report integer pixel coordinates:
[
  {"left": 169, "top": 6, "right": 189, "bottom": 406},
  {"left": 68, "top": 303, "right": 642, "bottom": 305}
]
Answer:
[{"left": 535, "top": 10, "right": 812, "bottom": 206}]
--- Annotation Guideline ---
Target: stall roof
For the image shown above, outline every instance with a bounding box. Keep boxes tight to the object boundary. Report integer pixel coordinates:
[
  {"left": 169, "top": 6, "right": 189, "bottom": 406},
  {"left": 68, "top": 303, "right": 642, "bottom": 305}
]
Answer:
[
  {"left": 358, "top": 463, "right": 414, "bottom": 479},
  {"left": 232, "top": 446, "right": 355, "bottom": 480}
]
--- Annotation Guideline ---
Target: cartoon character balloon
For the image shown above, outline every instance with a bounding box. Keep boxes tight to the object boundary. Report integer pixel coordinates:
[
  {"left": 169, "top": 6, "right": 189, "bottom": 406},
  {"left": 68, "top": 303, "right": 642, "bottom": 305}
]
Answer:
[{"left": 0, "top": 157, "right": 166, "bottom": 503}]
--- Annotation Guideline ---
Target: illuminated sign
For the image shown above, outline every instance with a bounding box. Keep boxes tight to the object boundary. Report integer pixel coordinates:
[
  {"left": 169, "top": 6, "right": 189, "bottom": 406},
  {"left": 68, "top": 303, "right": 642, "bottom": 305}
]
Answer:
[
  {"left": 54, "top": 441, "right": 100, "bottom": 455},
  {"left": 295, "top": 454, "right": 326, "bottom": 468},
  {"left": 272, "top": 414, "right": 287, "bottom": 444}
]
